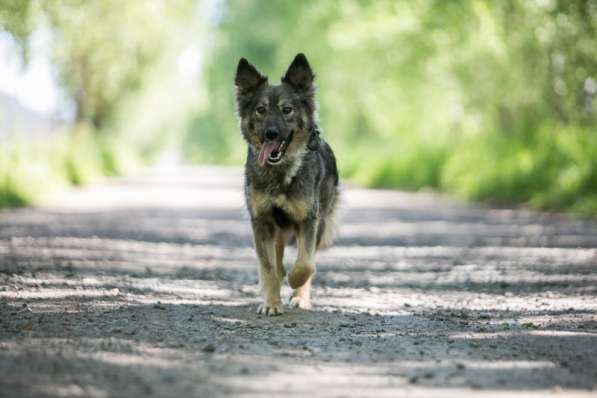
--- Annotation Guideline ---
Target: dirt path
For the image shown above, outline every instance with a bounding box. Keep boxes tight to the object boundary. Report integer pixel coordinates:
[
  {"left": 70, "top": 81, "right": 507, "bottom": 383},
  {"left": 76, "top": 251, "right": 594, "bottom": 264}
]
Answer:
[{"left": 1, "top": 166, "right": 596, "bottom": 397}]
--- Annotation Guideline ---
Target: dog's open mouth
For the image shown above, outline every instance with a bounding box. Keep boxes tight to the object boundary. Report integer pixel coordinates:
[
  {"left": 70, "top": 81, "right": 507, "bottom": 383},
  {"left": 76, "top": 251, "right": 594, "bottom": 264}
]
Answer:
[
  {"left": 266, "top": 137, "right": 290, "bottom": 165},
  {"left": 257, "top": 132, "right": 293, "bottom": 167}
]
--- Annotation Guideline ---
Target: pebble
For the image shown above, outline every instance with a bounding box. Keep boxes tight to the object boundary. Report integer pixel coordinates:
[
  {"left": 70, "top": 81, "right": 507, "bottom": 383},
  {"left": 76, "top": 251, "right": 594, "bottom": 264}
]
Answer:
[{"left": 161, "top": 372, "right": 177, "bottom": 383}]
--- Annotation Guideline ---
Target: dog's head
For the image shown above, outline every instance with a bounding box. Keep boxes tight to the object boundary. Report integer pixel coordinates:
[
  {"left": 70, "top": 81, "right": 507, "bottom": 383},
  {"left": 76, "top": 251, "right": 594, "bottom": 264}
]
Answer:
[{"left": 235, "top": 53, "right": 317, "bottom": 167}]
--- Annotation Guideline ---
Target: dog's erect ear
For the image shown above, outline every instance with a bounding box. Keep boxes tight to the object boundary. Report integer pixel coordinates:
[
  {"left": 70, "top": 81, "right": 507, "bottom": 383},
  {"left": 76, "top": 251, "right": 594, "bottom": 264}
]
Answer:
[
  {"left": 235, "top": 58, "right": 267, "bottom": 95},
  {"left": 282, "top": 53, "right": 314, "bottom": 93}
]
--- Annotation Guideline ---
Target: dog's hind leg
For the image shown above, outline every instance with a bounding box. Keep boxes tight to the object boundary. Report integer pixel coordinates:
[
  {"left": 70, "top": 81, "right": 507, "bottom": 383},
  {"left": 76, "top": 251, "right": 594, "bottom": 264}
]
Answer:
[
  {"left": 274, "top": 229, "right": 288, "bottom": 283},
  {"left": 252, "top": 220, "right": 283, "bottom": 316},
  {"left": 287, "top": 216, "right": 316, "bottom": 291}
]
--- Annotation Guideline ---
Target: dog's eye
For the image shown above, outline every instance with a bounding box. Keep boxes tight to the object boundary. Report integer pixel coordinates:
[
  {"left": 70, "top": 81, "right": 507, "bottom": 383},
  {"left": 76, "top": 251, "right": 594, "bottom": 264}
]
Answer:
[
  {"left": 282, "top": 106, "right": 293, "bottom": 115},
  {"left": 256, "top": 106, "right": 266, "bottom": 115}
]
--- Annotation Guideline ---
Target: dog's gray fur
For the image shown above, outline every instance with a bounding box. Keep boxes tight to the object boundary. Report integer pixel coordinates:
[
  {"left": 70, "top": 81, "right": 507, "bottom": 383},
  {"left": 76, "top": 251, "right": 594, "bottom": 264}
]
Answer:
[{"left": 235, "top": 53, "right": 339, "bottom": 315}]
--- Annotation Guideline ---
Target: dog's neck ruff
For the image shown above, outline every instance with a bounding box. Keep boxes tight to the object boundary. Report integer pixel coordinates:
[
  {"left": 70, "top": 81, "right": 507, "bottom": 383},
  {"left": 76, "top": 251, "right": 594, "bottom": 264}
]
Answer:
[
  {"left": 307, "top": 125, "right": 321, "bottom": 151},
  {"left": 284, "top": 149, "right": 306, "bottom": 186}
]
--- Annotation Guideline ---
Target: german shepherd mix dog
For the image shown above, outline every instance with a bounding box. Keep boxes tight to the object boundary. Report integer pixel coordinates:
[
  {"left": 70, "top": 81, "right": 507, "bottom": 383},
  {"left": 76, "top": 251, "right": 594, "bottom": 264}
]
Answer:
[{"left": 235, "top": 54, "right": 339, "bottom": 316}]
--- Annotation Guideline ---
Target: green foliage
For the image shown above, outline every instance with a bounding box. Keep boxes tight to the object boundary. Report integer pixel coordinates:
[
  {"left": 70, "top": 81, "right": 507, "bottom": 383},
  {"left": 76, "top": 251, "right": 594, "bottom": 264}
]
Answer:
[
  {"left": 441, "top": 125, "right": 597, "bottom": 215},
  {"left": 42, "top": 0, "right": 194, "bottom": 129},
  {"left": 1, "top": 0, "right": 194, "bottom": 129},
  {"left": 0, "top": 0, "right": 34, "bottom": 61},
  {"left": 184, "top": 115, "right": 234, "bottom": 164},
  {"left": 339, "top": 138, "right": 449, "bottom": 191},
  {"left": 0, "top": 129, "right": 138, "bottom": 208},
  {"left": 0, "top": 1, "right": 195, "bottom": 208},
  {"left": 2, "top": 0, "right": 596, "bottom": 215},
  {"left": 186, "top": 0, "right": 596, "bottom": 214},
  {"left": 0, "top": 139, "right": 68, "bottom": 208}
]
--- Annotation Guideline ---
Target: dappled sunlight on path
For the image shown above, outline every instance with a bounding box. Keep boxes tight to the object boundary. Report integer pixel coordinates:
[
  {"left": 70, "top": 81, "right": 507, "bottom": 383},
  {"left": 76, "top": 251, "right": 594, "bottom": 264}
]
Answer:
[{"left": 1, "top": 166, "right": 596, "bottom": 397}]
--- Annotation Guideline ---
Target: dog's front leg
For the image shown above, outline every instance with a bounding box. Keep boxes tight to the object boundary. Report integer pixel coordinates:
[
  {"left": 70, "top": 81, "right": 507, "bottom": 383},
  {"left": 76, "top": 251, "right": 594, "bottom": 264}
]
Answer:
[
  {"left": 288, "top": 216, "right": 317, "bottom": 308},
  {"left": 252, "top": 219, "right": 283, "bottom": 316}
]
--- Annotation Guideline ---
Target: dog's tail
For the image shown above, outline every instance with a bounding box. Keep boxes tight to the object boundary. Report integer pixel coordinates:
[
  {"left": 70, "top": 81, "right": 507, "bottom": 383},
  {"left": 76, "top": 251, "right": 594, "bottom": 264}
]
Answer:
[
  {"left": 316, "top": 190, "right": 339, "bottom": 250},
  {"left": 316, "top": 214, "right": 337, "bottom": 250}
]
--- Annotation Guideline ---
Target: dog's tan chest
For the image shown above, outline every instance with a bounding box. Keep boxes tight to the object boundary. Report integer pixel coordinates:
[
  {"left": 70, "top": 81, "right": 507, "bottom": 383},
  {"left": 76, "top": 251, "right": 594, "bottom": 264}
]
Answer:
[{"left": 250, "top": 189, "right": 311, "bottom": 222}]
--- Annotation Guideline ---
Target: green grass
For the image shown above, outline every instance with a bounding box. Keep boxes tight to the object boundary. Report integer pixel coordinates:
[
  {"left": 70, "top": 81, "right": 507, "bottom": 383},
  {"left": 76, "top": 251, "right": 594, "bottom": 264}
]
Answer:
[
  {"left": 340, "top": 124, "right": 597, "bottom": 217},
  {"left": 338, "top": 139, "right": 448, "bottom": 191},
  {"left": 0, "top": 126, "right": 138, "bottom": 209},
  {"left": 0, "top": 141, "right": 67, "bottom": 208},
  {"left": 441, "top": 125, "right": 597, "bottom": 215},
  {"left": 5, "top": 122, "right": 594, "bottom": 217}
]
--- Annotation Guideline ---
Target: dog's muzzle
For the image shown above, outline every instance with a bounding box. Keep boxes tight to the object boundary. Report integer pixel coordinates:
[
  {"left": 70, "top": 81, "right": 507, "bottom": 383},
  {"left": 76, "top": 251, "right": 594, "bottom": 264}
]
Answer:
[{"left": 267, "top": 131, "right": 293, "bottom": 165}]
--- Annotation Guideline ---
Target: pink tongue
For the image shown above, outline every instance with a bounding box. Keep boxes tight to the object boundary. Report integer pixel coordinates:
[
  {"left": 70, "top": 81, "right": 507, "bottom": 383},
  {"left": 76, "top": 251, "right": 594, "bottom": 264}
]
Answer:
[{"left": 258, "top": 142, "right": 280, "bottom": 167}]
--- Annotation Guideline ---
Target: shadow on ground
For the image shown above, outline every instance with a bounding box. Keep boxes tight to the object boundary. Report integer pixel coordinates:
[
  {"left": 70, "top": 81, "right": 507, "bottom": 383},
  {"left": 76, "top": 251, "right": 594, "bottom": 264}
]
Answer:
[
  {"left": 2, "top": 300, "right": 597, "bottom": 397},
  {"left": 1, "top": 167, "right": 596, "bottom": 397}
]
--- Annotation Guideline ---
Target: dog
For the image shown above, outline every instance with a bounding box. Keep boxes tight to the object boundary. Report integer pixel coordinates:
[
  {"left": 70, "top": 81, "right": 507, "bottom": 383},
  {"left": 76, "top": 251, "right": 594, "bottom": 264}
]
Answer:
[{"left": 234, "top": 53, "right": 339, "bottom": 316}]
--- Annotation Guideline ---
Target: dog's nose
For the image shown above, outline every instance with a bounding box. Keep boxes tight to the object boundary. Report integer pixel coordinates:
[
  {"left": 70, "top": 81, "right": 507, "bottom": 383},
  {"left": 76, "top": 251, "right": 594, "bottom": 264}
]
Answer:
[{"left": 264, "top": 127, "right": 279, "bottom": 141}]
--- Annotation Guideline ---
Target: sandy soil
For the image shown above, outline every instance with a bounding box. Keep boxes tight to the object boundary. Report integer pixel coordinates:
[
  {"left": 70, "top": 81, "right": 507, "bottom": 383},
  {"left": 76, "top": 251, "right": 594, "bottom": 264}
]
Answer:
[{"left": 1, "top": 166, "right": 596, "bottom": 397}]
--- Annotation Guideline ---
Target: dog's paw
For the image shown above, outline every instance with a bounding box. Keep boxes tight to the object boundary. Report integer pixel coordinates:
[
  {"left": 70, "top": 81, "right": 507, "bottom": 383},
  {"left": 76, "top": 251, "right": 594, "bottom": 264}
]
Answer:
[
  {"left": 257, "top": 302, "right": 284, "bottom": 316},
  {"left": 288, "top": 262, "right": 315, "bottom": 289},
  {"left": 289, "top": 295, "right": 312, "bottom": 310}
]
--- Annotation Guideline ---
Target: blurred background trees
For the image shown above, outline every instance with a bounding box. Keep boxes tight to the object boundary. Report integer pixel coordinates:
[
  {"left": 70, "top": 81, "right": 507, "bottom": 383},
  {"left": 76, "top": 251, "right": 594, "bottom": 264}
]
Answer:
[
  {"left": 1, "top": 0, "right": 596, "bottom": 213},
  {"left": 0, "top": 0, "right": 199, "bottom": 204},
  {"left": 1, "top": 0, "right": 194, "bottom": 128},
  {"left": 189, "top": 0, "right": 597, "bottom": 213}
]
